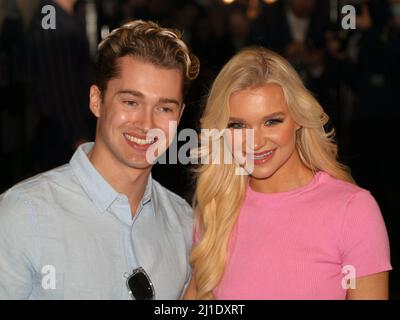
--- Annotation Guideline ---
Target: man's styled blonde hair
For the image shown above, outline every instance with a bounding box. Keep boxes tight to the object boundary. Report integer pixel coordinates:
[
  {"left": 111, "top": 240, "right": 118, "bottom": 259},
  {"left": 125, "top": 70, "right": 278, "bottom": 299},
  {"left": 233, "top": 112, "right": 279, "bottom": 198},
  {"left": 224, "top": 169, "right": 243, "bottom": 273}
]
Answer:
[{"left": 95, "top": 20, "right": 200, "bottom": 97}]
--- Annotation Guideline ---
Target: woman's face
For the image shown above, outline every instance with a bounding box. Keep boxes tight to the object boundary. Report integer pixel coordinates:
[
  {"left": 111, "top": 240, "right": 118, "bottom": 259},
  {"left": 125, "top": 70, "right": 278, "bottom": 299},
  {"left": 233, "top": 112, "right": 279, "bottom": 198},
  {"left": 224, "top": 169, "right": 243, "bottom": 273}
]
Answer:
[{"left": 227, "top": 84, "right": 302, "bottom": 180}]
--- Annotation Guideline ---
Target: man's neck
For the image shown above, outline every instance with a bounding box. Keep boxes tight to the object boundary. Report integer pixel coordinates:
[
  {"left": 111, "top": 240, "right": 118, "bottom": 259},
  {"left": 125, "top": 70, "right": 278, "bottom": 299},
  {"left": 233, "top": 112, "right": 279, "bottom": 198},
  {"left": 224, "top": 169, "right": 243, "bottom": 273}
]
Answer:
[
  {"left": 53, "top": 0, "right": 75, "bottom": 15},
  {"left": 88, "top": 142, "right": 152, "bottom": 216}
]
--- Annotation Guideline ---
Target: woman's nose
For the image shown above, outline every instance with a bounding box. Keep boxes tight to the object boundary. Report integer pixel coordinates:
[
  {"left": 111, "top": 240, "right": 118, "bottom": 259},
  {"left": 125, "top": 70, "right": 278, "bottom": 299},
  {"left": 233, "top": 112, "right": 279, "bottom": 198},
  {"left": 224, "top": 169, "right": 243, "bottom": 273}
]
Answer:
[{"left": 247, "top": 127, "right": 266, "bottom": 151}]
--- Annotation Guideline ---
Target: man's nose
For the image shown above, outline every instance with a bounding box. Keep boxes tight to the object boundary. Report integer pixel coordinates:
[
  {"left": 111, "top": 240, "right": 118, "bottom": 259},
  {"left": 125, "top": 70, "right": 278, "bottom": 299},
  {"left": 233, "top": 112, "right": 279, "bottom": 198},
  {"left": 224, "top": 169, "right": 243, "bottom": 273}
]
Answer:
[{"left": 134, "top": 107, "right": 154, "bottom": 133}]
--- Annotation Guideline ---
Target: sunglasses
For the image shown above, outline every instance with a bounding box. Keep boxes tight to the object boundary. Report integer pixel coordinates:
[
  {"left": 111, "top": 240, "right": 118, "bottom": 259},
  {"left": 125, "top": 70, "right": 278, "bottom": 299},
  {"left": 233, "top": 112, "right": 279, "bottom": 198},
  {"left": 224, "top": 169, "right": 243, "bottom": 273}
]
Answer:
[{"left": 125, "top": 267, "right": 155, "bottom": 300}]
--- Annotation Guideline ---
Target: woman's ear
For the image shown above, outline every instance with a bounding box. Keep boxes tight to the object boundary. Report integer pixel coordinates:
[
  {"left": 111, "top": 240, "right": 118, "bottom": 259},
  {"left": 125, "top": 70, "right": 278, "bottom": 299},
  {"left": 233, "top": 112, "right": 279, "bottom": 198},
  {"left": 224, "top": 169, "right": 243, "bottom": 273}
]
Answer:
[{"left": 89, "top": 85, "right": 102, "bottom": 118}]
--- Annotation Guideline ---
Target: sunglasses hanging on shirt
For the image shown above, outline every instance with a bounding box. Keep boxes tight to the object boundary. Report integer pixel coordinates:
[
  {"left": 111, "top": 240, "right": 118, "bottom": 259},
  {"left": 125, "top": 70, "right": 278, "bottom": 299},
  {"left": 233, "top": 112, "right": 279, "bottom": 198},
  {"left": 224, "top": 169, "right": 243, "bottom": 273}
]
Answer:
[{"left": 125, "top": 267, "right": 155, "bottom": 300}]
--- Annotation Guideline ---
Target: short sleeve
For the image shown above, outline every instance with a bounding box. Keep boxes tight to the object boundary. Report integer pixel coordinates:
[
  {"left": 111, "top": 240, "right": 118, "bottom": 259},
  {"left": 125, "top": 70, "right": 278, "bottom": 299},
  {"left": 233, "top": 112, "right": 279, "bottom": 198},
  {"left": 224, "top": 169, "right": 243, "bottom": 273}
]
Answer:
[
  {"left": 340, "top": 190, "right": 392, "bottom": 278},
  {"left": 0, "top": 192, "right": 38, "bottom": 299}
]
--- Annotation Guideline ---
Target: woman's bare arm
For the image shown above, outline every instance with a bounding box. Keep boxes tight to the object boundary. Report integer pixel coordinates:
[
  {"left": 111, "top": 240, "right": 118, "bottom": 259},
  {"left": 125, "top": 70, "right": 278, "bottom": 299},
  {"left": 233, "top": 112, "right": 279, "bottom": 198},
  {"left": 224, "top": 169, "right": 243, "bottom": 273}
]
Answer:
[{"left": 346, "top": 271, "right": 389, "bottom": 300}]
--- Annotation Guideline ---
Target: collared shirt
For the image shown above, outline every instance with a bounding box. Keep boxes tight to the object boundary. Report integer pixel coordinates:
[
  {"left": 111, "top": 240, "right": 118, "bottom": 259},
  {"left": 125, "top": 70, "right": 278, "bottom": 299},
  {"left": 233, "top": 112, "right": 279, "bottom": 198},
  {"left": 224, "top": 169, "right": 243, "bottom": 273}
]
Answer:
[{"left": 0, "top": 143, "right": 193, "bottom": 299}]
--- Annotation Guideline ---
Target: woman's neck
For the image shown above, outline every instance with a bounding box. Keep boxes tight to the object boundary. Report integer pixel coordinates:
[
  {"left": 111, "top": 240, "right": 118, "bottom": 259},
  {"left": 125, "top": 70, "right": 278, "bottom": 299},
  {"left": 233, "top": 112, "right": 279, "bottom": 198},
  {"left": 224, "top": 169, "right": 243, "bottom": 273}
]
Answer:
[{"left": 250, "top": 151, "right": 314, "bottom": 194}]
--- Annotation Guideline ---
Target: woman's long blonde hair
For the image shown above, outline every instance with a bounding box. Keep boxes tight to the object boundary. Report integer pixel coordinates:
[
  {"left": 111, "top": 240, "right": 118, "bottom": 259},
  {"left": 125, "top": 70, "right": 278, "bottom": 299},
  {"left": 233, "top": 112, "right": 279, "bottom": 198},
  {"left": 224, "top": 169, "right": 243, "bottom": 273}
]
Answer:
[{"left": 190, "top": 47, "right": 354, "bottom": 299}]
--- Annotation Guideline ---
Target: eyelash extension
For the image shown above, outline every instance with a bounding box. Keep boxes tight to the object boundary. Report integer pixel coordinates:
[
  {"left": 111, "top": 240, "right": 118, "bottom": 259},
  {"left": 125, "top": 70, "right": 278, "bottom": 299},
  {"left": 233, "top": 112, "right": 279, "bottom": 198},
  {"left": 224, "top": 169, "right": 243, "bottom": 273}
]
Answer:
[
  {"left": 265, "top": 118, "right": 284, "bottom": 126},
  {"left": 227, "top": 118, "right": 284, "bottom": 129},
  {"left": 227, "top": 122, "right": 245, "bottom": 129}
]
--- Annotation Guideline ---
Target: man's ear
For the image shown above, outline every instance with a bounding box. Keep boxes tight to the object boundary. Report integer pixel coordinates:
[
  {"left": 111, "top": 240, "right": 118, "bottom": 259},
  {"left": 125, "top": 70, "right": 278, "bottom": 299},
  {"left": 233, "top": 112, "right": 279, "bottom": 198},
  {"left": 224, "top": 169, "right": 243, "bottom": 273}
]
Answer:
[{"left": 89, "top": 85, "right": 102, "bottom": 118}]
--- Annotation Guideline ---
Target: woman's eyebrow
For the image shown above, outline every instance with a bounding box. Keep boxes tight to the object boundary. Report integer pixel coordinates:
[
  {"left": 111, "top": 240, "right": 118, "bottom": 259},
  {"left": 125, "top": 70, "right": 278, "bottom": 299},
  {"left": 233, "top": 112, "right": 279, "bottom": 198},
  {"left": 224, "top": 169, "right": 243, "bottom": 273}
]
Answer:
[
  {"left": 228, "top": 117, "right": 245, "bottom": 122},
  {"left": 228, "top": 112, "right": 285, "bottom": 122},
  {"left": 263, "top": 112, "right": 285, "bottom": 119}
]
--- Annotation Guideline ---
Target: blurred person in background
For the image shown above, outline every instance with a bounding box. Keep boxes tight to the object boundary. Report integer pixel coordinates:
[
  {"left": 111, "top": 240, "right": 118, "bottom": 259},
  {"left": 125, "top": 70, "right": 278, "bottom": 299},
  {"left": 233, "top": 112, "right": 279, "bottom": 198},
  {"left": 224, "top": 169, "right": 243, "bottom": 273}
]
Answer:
[
  {"left": 346, "top": 0, "right": 399, "bottom": 202},
  {"left": 174, "top": 0, "right": 200, "bottom": 45},
  {"left": 250, "top": 0, "right": 328, "bottom": 91},
  {"left": 249, "top": 0, "right": 336, "bottom": 128},
  {"left": 325, "top": 0, "right": 400, "bottom": 298},
  {"left": 0, "top": 0, "right": 28, "bottom": 193},
  {"left": 391, "top": 0, "right": 400, "bottom": 29},
  {"left": 227, "top": 5, "right": 250, "bottom": 52},
  {"left": 26, "top": 0, "right": 95, "bottom": 173},
  {"left": 348, "top": 2, "right": 400, "bottom": 295}
]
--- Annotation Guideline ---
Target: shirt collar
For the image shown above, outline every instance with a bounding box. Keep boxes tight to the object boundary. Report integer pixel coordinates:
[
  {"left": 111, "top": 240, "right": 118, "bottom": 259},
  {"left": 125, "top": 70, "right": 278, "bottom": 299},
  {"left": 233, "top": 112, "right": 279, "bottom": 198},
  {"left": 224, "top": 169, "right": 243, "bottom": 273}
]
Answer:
[
  {"left": 70, "top": 142, "right": 154, "bottom": 214},
  {"left": 142, "top": 173, "right": 153, "bottom": 206},
  {"left": 138, "top": 174, "right": 156, "bottom": 218}
]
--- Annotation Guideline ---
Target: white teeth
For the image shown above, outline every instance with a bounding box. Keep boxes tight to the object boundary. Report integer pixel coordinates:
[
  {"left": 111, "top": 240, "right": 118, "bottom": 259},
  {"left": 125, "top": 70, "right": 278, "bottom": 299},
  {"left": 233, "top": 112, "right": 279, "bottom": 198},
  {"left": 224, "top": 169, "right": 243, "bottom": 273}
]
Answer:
[
  {"left": 249, "top": 150, "right": 273, "bottom": 160},
  {"left": 124, "top": 133, "right": 155, "bottom": 145}
]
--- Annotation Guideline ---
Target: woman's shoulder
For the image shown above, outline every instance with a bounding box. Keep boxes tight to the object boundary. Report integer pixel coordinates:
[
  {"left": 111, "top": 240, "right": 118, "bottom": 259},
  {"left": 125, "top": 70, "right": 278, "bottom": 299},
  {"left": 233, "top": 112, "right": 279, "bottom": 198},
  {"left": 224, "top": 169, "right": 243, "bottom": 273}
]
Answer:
[{"left": 317, "top": 171, "right": 375, "bottom": 205}]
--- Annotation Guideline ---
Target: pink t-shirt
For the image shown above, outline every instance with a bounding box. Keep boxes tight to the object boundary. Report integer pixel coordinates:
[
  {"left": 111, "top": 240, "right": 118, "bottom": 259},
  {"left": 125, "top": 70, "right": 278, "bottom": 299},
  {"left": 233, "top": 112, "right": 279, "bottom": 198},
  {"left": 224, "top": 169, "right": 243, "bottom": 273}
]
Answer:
[{"left": 208, "top": 171, "right": 392, "bottom": 299}]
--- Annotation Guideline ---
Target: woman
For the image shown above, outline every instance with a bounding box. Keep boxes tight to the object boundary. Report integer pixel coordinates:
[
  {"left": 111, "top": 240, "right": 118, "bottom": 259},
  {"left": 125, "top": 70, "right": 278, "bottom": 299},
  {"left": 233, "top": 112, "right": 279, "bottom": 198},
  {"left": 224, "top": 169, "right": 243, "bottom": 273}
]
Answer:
[{"left": 184, "top": 47, "right": 392, "bottom": 300}]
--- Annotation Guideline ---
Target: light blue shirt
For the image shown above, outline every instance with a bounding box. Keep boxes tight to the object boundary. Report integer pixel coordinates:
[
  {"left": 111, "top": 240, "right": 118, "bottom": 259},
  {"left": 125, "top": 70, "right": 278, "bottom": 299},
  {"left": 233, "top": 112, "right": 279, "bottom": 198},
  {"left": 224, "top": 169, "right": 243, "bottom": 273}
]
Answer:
[{"left": 0, "top": 143, "right": 193, "bottom": 299}]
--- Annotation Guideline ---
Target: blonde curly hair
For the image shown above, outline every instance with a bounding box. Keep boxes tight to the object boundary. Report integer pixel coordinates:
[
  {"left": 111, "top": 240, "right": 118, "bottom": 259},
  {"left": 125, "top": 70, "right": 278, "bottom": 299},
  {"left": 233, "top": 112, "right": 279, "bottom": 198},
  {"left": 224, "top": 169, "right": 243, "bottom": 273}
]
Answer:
[{"left": 95, "top": 20, "right": 200, "bottom": 96}]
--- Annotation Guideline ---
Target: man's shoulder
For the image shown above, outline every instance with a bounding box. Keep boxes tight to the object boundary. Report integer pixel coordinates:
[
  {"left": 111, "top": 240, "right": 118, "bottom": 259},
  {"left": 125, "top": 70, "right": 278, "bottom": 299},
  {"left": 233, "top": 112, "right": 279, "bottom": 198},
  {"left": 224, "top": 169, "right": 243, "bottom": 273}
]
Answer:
[{"left": 0, "top": 163, "right": 77, "bottom": 209}]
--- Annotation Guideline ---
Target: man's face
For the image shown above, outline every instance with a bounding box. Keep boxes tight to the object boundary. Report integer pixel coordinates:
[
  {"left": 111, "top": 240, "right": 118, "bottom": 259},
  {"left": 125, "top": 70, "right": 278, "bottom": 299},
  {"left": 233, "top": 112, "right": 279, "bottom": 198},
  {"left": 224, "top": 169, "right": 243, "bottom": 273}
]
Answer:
[{"left": 90, "top": 56, "right": 184, "bottom": 171}]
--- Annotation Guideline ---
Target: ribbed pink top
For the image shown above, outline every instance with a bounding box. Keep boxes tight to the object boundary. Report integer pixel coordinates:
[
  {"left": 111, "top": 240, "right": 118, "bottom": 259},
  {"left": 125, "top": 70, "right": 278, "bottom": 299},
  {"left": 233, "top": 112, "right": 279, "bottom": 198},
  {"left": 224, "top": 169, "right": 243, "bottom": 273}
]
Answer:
[{"left": 212, "top": 171, "right": 392, "bottom": 299}]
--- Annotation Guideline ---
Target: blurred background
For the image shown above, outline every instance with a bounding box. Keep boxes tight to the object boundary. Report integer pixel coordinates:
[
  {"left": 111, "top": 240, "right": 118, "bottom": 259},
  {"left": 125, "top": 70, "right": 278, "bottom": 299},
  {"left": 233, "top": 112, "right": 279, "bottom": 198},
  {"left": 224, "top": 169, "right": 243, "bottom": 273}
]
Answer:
[{"left": 0, "top": 0, "right": 399, "bottom": 298}]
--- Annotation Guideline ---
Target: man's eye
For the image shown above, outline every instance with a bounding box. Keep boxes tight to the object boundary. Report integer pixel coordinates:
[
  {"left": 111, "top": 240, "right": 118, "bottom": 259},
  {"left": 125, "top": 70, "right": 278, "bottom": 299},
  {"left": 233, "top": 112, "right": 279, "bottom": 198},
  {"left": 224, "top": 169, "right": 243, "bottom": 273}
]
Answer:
[
  {"left": 124, "top": 101, "right": 138, "bottom": 107},
  {"left": 227, "top": 123, "right": 245, "bottom": 129},
  {"left": 158, "top": 106, "right": 173, "bottom": 113},
  {"left": 265, "top": 118, "right": 283, "bottom": 126}
]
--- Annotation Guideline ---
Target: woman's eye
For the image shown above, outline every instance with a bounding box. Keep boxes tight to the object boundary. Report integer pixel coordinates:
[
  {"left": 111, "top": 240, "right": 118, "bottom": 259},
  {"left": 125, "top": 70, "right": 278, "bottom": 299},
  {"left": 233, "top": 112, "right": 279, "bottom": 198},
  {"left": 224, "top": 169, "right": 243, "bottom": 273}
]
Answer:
[
  {"left": 227, "top": 123, "right": 245, "bottom": 129},
  {"left": 265, "top": 118, "right": 283, "bottom": 126}
]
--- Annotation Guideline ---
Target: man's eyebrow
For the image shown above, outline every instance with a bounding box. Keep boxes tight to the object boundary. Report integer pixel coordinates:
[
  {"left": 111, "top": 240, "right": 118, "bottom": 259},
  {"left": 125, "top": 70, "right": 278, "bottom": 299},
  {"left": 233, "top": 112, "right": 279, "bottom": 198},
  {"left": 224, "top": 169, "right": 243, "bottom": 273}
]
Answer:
[
  {"left": 115, "top": 90, "right": 145, "bottom": 98},
  {"left": 158, "top": 98, "right": 180, "bottom": 106},
  {"left": 115, "top": 90, "right": 180, "bottom": 106},
  {"left": 228, "top": 112, "right": 286, "bottom": 122}
]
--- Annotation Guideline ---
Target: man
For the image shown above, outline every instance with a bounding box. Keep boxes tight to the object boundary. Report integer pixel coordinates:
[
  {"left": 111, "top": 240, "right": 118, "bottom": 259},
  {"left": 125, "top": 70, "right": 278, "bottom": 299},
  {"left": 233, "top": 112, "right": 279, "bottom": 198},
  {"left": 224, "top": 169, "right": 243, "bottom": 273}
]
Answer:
[
  {"left": 249, "top": 0, "right": 327, "bottom": 88},
  {"left": 249, "top": 0, "right": 333, "bottom": 125},
  {"left": 27, "top": 0, "right": 94, "bottom": 172},
  {"left": 0, "top": 20, "right": 200, "bottom": 299}
]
